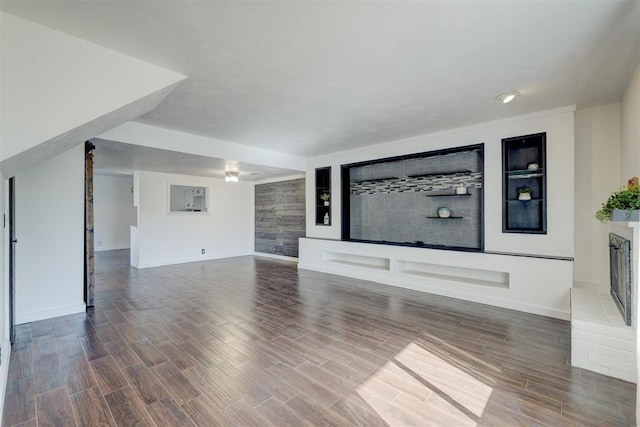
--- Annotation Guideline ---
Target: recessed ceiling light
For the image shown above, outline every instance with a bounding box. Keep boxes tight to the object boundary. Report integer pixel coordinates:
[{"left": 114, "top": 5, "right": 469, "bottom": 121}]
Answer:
[{"left": 496, "top": 91, "right": 519, "bottom": 104}]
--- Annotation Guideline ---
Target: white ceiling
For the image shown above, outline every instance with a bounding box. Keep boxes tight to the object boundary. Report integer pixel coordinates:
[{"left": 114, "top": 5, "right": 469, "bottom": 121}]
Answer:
[
  {"left": 2, "top": 1, "right": 640, "bottom": 159},
  {"left": 92, "top": 138, "right": 302, "bottom": 181}
]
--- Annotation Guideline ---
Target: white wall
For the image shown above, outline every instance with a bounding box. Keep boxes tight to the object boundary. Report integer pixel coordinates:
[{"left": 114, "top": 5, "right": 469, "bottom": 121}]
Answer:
[
  {"left": 613, "top": 61, "right": 640, "bottom": 335},
  {"left": 0, "top": 174, "right": 7, "bottom": 426},
  {"left": 301, "top": 107, "right": 575, "bottom": 319},
  {"left": 0, "top": 12, "right": 185, "bottom": 177},
  {"left": 306, "top": 106, "right": 575, "bottom": 257},
  {"left": 15, "top": 145, "right": 85, "bottom": 323},
  {"left": 618, "top": 60, "right": 640, "bottom": 422},
  {"left": 94, "top": 174, "right": 137, "bottom": 251},
  {"left": 0, "top": 174, "right": 5, "bottom": 341},
  {"left": 137, "top": 171, "right": 254, "bottom": 268},
  {"left": 0, "top": 52, "right": 8, "bottom": 417},
  {"left": 621, "top": 61, "right": 640, "bottom": 182},
  {"left": 574, "top": 104, "right": 621, "bottom": 285}
]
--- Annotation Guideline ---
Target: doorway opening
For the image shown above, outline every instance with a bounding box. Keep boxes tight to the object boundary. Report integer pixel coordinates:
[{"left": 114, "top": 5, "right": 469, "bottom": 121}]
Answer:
[{"left": 85, "top": 141, "right": 138, "bottom": 303}]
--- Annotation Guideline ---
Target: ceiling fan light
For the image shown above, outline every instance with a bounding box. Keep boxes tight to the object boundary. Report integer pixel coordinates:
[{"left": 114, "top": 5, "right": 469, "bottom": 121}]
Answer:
[{"left": 225, "top": 171, "right": 239, "bottom": 182}]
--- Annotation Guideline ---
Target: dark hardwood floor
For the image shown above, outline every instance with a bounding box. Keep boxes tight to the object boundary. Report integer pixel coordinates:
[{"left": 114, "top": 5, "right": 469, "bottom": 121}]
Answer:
[{"left": 2, "top": 250, "right": 636, "bottom": 426}]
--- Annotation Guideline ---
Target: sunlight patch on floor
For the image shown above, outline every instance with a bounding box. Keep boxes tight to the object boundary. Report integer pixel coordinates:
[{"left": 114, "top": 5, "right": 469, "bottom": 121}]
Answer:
[{"left": 357, "top": 342, "right": 496, "bottom": 426}]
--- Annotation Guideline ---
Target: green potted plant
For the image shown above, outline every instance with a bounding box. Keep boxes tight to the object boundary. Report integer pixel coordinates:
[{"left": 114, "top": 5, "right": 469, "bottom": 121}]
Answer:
[
  {"left": 320, "top": 193, "right": 330, "bottom": 206},
  {"left": 517, "top": 187, "right": 532, "bottom": 201},
  {"left": 595, "top": 184, "right": 640, "bottom": 223}
]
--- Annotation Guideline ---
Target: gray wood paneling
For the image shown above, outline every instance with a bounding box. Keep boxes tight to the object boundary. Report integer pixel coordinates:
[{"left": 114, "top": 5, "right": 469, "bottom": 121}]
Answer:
[{"left": 255, "top": 178, "right": 306, "bottom": 257}]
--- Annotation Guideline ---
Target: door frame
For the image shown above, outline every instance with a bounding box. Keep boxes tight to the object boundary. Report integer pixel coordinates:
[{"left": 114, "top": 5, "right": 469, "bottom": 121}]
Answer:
[
  {"left": 8, "top": 177, "right": 15, "bottom": 344},
  {"left": 84, "top": 141, "right": 95, "bottom": 308}
]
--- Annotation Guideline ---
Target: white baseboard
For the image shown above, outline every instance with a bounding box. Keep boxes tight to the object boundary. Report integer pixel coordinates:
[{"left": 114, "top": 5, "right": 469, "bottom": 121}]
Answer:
[
  {"left": 16, "top": 303, "right": 86, "bottom": 325},
  {"left": 253, "top": 252, "right": 299, "bottom": 262},
  {"left": 95, "top": 244, "right": 129, "bottom": 252},
  {"left": 137, "top": 252, "right": 251, "bottom": 269},
  {"left": 0, "top": 338, "right": 11, "bottom": 427}
]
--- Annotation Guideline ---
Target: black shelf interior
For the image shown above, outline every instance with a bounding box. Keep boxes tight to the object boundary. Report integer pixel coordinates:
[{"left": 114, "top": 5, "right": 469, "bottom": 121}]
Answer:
[
  {"left": 502, "top": 133, "right": 547, "bottom": 234},
  {"left": 315, "top": 167, "right": 331, "bottom": 226},
  {"left": 341, "top": 143, "right": 484, "bottom": 251}
]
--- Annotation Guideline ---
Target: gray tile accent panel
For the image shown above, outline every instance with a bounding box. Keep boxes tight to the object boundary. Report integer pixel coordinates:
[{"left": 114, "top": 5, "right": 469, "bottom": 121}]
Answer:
[
  {"left": 351, "top": 172, "right": 482, "bottom": 195},
  {"left": 348, "top": 148, "right": 483, "bottom": 249}
]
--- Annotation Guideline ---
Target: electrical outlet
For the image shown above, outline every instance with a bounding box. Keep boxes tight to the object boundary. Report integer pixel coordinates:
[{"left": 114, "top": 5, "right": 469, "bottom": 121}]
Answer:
[
  {"left": 201, "top": 248, "right": 205, "bottom": 254},
  {"left": 97, "top": 241, "right": 102, "bottom": 247}
]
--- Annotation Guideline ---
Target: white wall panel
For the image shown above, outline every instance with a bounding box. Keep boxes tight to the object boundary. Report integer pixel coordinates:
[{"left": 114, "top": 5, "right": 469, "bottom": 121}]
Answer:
[
  {"left": 15, "top": 145, "right": 85, "bottom": 323},
  {"left": 136, "top": 171, "right": 254, "bottom": 268},
  {"left": 94, "top": 175, "right": 137, "bottom": 251}
]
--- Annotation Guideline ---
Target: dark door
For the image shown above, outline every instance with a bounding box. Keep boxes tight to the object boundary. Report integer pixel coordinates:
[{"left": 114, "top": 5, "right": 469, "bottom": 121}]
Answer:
[{"left": 8, "top": 177, "right": 16, "bottom": 344}]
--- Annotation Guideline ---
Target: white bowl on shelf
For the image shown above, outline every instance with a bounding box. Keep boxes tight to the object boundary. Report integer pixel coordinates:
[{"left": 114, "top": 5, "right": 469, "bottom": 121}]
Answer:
[{"left": 438, "top": 207, "right": 451, "bottom": 218}]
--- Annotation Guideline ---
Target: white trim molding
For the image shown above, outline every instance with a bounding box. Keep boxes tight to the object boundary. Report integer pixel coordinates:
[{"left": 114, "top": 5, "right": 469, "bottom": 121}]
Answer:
[{"left": 253, "top": 252, "right": 299, "bottom": 263}]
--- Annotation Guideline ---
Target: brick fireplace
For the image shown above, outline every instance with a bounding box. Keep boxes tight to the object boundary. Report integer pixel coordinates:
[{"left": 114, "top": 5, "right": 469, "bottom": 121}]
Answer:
[{"left": 571, "top": 222, "right": 639, "bottom": 383}]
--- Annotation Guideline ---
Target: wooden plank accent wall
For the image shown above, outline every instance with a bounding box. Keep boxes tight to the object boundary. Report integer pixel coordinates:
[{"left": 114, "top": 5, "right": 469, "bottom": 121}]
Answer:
[{"left": 255, "top": 178, "right": 306, "bottom": 257}]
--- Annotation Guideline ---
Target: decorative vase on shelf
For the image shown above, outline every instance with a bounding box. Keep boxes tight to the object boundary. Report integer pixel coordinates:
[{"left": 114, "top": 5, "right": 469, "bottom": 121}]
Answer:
[
  {"left": 324, "top": 201, "right": 330, "bottom": 206},
  {"left": 323, "top": 212, "right": 330, "bottom": 225},
  {"left": 517, "top": 187, "right": 532, "bottom": 201},
  {"left": 527, "top": 163, "right": 539, "bottom": 170},
  {"left": 437, "top": 207, "right": 451, "bottom": 218}
]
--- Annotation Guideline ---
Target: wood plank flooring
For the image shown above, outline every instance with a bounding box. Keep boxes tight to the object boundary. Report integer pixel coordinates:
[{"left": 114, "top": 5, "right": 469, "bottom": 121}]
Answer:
[{"left": 2, "top": 250, "right": 636, "bottom": 426}]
